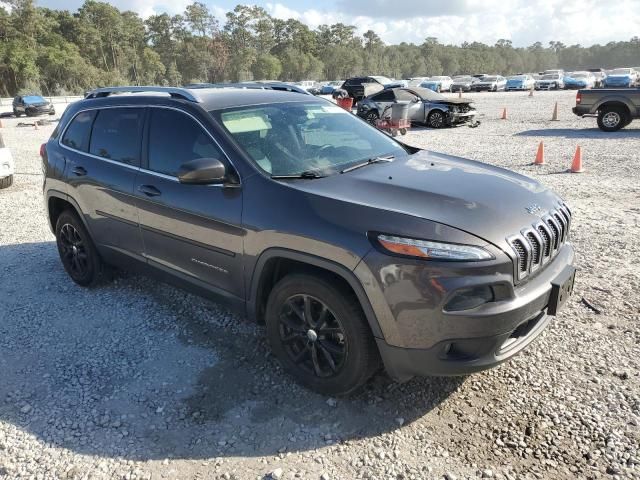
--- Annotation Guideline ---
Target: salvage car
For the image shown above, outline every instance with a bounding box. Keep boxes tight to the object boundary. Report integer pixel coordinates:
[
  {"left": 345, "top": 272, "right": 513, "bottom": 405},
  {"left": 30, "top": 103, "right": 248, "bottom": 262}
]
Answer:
[
  {"left": 563, "top": 72, "right": 596, "bottom": 89},
  {"left": 535, "top": 74, "right": 564, "bottom": 90},
  {"left": 505, "top": 75, "right": 536, "bottom": 91},
  {"left": 320, "top": 81, "right": 343, "bottom": 95},
  {"left": 420, "top": 76, "right": 453, "bottom": 93},
  {"left": 603, "top": 68, "right": 638, "bottom": 88},
  {"left": 451, "top": 76, "right": 476, "bottom": 92},
  {"left": 357, "top": 87, "right": 477, "bottom": 128},
  {"left": 471, "top": 75, "right": 507, "bottom": 92},
  {"left": 12, "top": 94, "right": 55, "bottom": 117},
  {"left": 43, "top": 86, "right": 575, "bottom": 395},
  {"left": 341, "top": 77, "right": 386, "bottom": 104}
]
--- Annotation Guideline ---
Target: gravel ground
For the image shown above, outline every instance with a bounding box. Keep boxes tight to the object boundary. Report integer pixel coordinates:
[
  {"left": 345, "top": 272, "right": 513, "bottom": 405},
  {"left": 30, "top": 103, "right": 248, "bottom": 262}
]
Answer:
[{"left": 0, "top": 90, "right": 638, "bottom": 480}]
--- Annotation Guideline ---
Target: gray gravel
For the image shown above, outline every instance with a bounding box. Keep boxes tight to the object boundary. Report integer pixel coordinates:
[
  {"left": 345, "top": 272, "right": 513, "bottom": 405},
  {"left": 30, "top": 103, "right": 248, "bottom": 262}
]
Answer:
[{"left": 0, "top": 90, "right": 638, "bottom": 479}]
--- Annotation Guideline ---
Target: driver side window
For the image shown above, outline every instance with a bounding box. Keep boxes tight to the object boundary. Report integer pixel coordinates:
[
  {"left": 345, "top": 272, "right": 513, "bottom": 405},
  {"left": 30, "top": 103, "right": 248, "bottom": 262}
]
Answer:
[{"left": 147, "top": 108, "right": 223, "bottom": 177}]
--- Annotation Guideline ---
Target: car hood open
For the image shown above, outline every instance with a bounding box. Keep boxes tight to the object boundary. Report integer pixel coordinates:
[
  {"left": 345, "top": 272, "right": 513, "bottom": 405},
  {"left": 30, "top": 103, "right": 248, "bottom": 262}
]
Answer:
[{"left": 292, "top": 150, "right": 563, "bottom": 250}]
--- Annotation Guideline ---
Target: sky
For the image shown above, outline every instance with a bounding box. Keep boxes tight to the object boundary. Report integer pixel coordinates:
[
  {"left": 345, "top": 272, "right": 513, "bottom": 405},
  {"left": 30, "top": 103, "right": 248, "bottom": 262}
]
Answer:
[{"left": 37, "top": 0, "right": 640, "bottom": 47}]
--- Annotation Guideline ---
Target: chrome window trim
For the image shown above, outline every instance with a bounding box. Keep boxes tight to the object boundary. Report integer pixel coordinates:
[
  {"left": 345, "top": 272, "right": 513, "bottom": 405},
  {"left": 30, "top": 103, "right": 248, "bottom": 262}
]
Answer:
[{"left": 57, "top": 103, "right": 241, "bottom": 186}]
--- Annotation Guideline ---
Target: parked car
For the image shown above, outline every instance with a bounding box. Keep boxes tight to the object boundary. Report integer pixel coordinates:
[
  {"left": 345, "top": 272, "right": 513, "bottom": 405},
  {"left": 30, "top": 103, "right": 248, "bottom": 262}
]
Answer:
[
  {"left": 543, "top": 69, "right": 565, "bottom": 76},
  {"left": 586, "top": 68, "right": 607, "bottom": 88},
  {"left": 603, "top": 68, "right": 638, "bottom": 88},
  {"left": 563, "top": 72, "right": 596, "bottom": 89},
  {"left": 535, "top": 74, "right": 564, "bottom": 90},
  {"left": 43, "top": 85, "right": 575, "bottom": 395},
  {"left": 505, "top": 75, "right": 536, "bottom": 91},
  {"left": 186, "top": 82, "right": 311, "bottom": 95},
  {"left": 0, "top": 134, "right": 14, "bottom": 189},
  {"left": 471, "top": 75, "right": 507, "bottom": 92},
  {"left": 340, "top": 76, "right": 386, "bottom": 104},
  {"left": 573, "top": 87, "right": 640, "bottom": 131},
  {"left": 320, "top": 81, "right": 343, "bottom": 95},
  {"left": 420, "top": 76, "right": 453, "bottom": 93},
  {"left": 12, "top": 94, "right": 55, "bottom": 117},
  {"left": 295, "top": 80, "right": 317, "bottom": 91},
  {"left": 383, "top": 78, "right": 409, "bottom": 89},
  {"left": 357, "top": 87, "right": 477, "bottom": 128},
  {"left": 451, "top": 76, "right": 476, "bottom": 92}
]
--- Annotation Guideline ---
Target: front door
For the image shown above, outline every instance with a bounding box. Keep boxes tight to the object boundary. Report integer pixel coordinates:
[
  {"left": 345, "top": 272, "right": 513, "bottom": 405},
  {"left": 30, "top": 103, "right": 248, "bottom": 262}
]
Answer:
[
  {"left": 134, "top": 107, "right": 244, "bottom": 299},
  {"left": 61, "top": 107, "right": 144, "bottom": 261}
]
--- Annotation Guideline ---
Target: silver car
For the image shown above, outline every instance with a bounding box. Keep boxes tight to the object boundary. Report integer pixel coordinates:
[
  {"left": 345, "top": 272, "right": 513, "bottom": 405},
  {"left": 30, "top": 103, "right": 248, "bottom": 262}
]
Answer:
[
  {"left": 471, "top": 75, "right": 507, "bottom": 92},
  {"left": 357, "top": 87, "right": 478, "bottom": 128}
]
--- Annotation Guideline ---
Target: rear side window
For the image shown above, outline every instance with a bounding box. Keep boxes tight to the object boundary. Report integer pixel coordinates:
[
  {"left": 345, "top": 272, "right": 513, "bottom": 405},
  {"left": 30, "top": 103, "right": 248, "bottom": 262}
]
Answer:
[
  {"left": 372, "top": 90, "right": 395, "bottom": 102},
  {"left": 61, "top": 111, "right": 96, "bottom": 152},
  {"left": 89, "top": 108, "right": 144, "bottom": 165},
  {"left": 147, "top": 108, "right": 224, "bottom": 177}
]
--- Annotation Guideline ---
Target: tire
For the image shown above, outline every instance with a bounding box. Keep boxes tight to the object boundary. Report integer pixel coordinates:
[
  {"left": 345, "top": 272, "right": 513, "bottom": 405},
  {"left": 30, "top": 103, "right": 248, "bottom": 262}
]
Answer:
[
  {"left": 365, "top": 110, "right": 379, "bottom": 125},
  {"left": 428, "top": 110, "right": 446, "bottom": 128},
  {"left": 265, "top": 274, "right": 380, "bottom": 396},
  {"left": 597, "top": 106, "right": 627, "bottom": 132},
  {"left": 400, "top": 127, "right": 407, "bottom": 135},
  {"left": 0, "top": 174, "right": 13, "bottom": 189},
  {"left": 55, "top": 210, "right": 105, "bottom": 287}
]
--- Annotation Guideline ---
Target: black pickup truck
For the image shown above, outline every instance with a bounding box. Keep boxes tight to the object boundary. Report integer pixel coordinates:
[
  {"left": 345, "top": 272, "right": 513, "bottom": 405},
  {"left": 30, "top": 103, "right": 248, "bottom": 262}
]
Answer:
[{"left": 572, "top": 88, "right": 640, "bottom": 131}]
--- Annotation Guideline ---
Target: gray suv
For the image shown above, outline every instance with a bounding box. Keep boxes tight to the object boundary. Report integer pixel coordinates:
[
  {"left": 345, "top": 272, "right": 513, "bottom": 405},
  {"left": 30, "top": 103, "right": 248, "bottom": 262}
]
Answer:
[{"left": 42, "top": 86, "right": 576, "bottom": 396}]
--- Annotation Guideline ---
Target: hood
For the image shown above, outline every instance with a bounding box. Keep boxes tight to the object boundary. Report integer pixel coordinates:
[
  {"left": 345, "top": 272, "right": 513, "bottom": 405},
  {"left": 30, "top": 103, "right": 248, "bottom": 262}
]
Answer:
[
  {"left": 430, "top": 98, "right": 473, "bottom": 105},
  {"left": 290, "top": 151, "right": 563, "bottom": 249},
  {"left": 477, "top": 80, "right": 497, "bottom": 85},
  {"left": 606, "top": 74, "right": 631, "bottom": 80}
]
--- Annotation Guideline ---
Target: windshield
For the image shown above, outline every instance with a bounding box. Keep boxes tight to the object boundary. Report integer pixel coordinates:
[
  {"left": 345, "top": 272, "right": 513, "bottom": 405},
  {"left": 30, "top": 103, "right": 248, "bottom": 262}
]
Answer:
[
  {"left": 484, "top": 76, "right": 498, "bottom": 81},
  {"left": 570, "top": 73, "right": 587, "bottom": 78},
  {"left": 370, "top": 76, "right": 392, "bottom": 84},
  {"left": 509, "top": 76, "right": 525, "bottom": 80},
  {"left": 432, "top": 76, "right": 448, "bottom": 80},
  {"left": 23, "top": 95, "right": 46, "bottom": 104},
  {"left": 542, "top": 74, "right": 559, "bottom": 80},
  {"left": 453, "top": 76, "right": 471, "bottom": 81},
  {"left": 610, "top": 68, "right": 631, "bottom": 75},
  {"left": 213, "top": 102, "right": 406, "bottom": 177},
  {"left": 410, "top": 87, "right": 447, "bottom": 101}
]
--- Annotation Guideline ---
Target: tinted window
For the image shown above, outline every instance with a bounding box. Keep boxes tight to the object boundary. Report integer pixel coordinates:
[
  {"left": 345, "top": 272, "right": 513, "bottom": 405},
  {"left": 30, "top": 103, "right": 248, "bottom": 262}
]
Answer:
[
  {"left": 89, "top": 108, "right": 144, "bottom": 165},
  {"left": 148, "top": 108, "right": 223, "bottom": 177},
  {"left": 372, "top": 90, "right": 395, "bottom": 102},
  {"left": 61, "top": 111, "right": 96, "bottom": 152}
]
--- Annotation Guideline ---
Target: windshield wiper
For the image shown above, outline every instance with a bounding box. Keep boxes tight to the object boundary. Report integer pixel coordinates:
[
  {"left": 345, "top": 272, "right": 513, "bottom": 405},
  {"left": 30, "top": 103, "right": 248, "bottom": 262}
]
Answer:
[
  {"left": 340, "top": 155, "right": 395, "bottom": 174},
  {"left": 271, "top": 170, "right": 325, "bottom": 180}
]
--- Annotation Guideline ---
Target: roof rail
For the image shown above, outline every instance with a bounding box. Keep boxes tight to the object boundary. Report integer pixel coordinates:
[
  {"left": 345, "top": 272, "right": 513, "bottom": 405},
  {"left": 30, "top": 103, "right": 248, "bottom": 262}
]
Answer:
[{"left": 85, "top": 86, "right": 200, "bottom": 102}]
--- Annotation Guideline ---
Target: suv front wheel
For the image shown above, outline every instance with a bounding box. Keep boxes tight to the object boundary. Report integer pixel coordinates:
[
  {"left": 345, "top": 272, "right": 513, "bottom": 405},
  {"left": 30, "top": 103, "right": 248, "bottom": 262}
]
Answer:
[
  {"left": 265, "top": 274, "right": 380, "bottom": 396},
  {"left": 55, "top": 210, "right": 105, "bottom": 286}
]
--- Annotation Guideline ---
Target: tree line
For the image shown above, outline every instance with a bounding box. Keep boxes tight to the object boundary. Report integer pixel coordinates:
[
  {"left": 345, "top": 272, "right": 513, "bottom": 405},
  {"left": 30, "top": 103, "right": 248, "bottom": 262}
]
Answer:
[{"left": 1, "top": 0, "right": 639, "bottom": 96}]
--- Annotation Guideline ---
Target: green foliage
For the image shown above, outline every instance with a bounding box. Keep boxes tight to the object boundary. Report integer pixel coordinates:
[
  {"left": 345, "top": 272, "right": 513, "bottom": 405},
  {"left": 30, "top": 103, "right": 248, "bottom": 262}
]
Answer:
[{"left": 0, "top": 0, "right": 638, "bottom": 96}]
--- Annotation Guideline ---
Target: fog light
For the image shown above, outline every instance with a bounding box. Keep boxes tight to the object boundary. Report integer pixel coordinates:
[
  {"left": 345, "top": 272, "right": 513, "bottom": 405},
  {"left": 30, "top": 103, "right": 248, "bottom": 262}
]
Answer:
[{"left": 444, "top": 285, "right": 494, "bottom": 312}]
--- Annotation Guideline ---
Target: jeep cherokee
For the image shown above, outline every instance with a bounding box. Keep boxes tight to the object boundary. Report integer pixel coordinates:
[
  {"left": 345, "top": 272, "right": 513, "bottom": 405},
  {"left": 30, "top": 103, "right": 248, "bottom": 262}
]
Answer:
[{"left": 42, "top": 86, "right": 576, "bottom": 395}]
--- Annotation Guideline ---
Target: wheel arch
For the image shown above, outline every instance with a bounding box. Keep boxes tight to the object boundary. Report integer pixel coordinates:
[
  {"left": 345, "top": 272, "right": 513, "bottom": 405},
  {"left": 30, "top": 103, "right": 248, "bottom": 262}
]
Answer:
[
  {"left": 594, "top": 98, "right": 633, "bottom": 116},
  {"left": 46, "top": 191, "right": 91, "bottom": 236},
  {"left": 247, "top": 248, "right": 384, "bottom": 339}
]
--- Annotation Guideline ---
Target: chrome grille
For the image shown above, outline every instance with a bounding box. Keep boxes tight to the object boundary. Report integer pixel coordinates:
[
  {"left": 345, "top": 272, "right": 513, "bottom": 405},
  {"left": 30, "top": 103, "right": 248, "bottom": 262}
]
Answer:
[{"left": 509, "top": 203, "right": 572, "bottom": 282}]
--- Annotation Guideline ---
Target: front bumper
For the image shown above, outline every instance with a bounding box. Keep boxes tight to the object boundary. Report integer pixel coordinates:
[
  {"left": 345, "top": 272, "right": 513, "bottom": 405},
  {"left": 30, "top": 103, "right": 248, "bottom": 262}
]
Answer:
[
  {"left": 25, "top": 105, "right": 55, "bottom": 116},
  {"left": 359, "top": 243, "right": 575, "bottom": 381}
]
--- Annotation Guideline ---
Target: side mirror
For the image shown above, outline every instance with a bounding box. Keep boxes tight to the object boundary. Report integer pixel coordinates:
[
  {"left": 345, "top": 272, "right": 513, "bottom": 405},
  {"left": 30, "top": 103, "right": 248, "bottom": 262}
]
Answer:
[{"left": 177, "top": 157, "right": 226, "bottom": 185}]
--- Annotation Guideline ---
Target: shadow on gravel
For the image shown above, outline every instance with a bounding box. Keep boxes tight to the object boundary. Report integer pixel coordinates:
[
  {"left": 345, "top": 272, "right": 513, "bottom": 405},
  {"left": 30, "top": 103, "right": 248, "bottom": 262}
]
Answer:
[
  {"left": 516, "top": 127, "right": 640, "bottom": 138},
  {"left": 0, "top": 241, "right": 464, "bottom": 461}
]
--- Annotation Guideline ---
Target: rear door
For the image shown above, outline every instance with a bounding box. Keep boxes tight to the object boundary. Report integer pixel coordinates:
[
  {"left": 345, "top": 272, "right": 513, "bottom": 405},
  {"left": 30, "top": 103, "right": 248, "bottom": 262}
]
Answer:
[
  {"left": 370, "top": 90, "right": 396, "bottom": 117},
  {"left": 134, "top": 106, "right": 244, "bottom": 299},
  {"left": 61, "top": 107, "right": 144, "bottom": 261}
]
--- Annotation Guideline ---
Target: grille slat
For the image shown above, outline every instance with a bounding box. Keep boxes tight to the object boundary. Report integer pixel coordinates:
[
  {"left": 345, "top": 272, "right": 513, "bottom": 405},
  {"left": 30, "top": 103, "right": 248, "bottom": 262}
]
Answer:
[{"left": 509, "top": 204, "right": 571, "bottom": 282}]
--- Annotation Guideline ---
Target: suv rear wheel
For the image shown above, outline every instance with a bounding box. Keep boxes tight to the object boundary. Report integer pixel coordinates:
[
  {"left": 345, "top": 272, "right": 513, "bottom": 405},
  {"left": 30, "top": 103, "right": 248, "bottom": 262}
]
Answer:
[
  {"left": 0, "top": 175, "right": 13, "bottom": 189},
  {"left": 55, "top": 210, "right": 105, "bottom": 286},
  {"left": 265, "top": 274, "right": 380, "bottom": 396},
  {"left": 597, "top": 106, "right": 627, "bottom": 132}
]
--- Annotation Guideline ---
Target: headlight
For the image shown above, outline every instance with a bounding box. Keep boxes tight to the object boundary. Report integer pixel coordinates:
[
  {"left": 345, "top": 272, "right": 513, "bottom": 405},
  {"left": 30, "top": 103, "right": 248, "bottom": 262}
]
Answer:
[{"left": 376, "top": 234, "right": 494, "bottom": 261}]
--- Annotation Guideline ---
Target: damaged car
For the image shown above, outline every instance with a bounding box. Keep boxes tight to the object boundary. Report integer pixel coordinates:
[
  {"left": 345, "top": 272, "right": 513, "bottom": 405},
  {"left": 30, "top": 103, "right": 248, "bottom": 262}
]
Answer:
[{"left": 357, "top": 87, "right": 478, "bottom": 129}]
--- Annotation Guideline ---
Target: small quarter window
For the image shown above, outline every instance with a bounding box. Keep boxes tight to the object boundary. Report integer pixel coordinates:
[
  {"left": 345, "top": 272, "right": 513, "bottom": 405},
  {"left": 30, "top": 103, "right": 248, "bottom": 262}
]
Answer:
[
  {"left": 61, "top": 111, "right": 95, "bottom": 152},
  {"left": 89, "top": 108, "right": 144, "bottom": 165}
]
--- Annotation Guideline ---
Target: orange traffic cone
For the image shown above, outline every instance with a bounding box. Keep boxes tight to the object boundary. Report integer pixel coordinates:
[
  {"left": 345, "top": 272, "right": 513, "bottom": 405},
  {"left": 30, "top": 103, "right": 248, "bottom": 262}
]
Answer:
[
  {"left": 569, "top": 146, "right": 583, "bottom": 173},
  {"left": 551, "top": 102, "right": 559, "bottom": 121},
  {"left": 534, "top": 141, "right": 545, "bottom": 165},
  {"left": 34, "top": 121, "right": 39, "bottom": 130},
  {"left": 500, "top": 108, "right": 507, "bottom": 120},
  {"left": 529, "top": 88, "right": 534, "bottom": 97}
]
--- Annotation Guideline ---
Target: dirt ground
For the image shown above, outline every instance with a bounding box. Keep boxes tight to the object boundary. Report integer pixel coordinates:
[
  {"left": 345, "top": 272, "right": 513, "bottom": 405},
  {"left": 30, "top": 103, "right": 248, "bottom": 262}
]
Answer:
[{"left": 0, "top": 90, "right": 638, "bottom": 480}]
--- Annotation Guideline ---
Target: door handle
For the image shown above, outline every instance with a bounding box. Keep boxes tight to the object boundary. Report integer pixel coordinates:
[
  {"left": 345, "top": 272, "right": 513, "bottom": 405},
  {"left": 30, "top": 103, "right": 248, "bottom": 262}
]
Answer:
[
  {"left": 138, "top": 184, "right": 161, "bottom": 197},
  {"left": 72, "top": 166, "right": 87, "bottom": 176}
]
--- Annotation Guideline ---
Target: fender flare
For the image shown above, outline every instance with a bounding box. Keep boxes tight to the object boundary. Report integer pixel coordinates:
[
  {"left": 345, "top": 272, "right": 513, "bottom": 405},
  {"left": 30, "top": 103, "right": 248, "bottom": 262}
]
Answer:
[
  {"left": 592, "top": 96, "right": 635, "bottom": 115},
  {"left": 247, "top": 247, "right": 384, "bottom": 339},
  {"left": 45, "top": 190, "right": 92, "bottom": 236}
]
